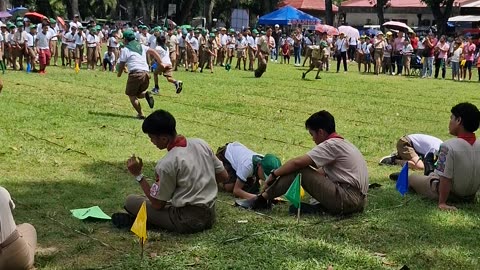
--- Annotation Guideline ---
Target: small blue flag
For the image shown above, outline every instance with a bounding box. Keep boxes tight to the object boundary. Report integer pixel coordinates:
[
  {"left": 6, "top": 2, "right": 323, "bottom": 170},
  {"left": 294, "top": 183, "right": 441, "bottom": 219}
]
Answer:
[
  {"left": 26, "top": 63, "right": 31, "bottom": 73},
  {"left": 396, "top": 163, "right": 409, "bottom": 196}
]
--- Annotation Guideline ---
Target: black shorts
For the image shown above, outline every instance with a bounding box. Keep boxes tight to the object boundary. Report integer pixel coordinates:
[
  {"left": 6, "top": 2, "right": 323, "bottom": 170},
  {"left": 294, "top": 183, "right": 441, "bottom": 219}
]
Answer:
[{"left": 465, "top": 60, "right": 473, "bottom": 70}]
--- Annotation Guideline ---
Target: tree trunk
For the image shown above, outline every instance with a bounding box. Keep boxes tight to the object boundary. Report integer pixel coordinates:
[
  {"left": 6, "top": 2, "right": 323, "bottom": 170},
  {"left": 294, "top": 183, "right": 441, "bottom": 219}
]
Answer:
[
  {"left": 206, "top": 0, "right": 215, "bottom": 29},
  {"left": 177, "top": 0, "right": 195, "bottom": 25},
  {"left": 0, "top": 0, "right": 7, "bottom": 12},
  {"left": 325, "top": 0, "right": 333, "bottom": 25},
  {"left": 376, "top": 0, "right": 385, "bottom": 31},
  {"left": 70, "top": 0, "right": 80, "bottom": 19},
  {"left": 429, "top": 0, "right": 454, "bottom": 36}
]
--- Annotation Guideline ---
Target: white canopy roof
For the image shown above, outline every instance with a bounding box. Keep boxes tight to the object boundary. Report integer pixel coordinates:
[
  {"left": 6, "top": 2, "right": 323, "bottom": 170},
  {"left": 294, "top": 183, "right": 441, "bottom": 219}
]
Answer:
[{"left": 448, "top": 15, "right": 480, "bottom": 22}]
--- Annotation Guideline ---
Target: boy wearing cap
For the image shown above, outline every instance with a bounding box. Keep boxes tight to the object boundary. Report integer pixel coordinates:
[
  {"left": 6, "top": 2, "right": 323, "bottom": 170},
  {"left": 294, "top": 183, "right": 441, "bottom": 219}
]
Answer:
[
  {"left": 406, "top": 103, "right": 480, "bottom": 211},
  {"left": 86, "top": 28, "right": 98, "bottom": 70},
  {"left": 117, "top": 30, "right": 162, "bottom": 119},
  {"left": 48, "top": 18, "right": 59, "bottom": 66},
  {"left": 200, "top": 33, "right": 217, "bottom": 73},
  {"left": 26, "top": 26, "right": 37, "bottom": 72},
  {"left": 60, "top": 24, "right": 69, "bottom": 66},
  {"left": 13, "top": 22, "right": 28, "bottom": 70},
  {"left": 226, "top": 29, "right": 236, "bottom": 66},
  {"left": 69, "top": 14, "right": 82, "bottom": 31},
  {"left": 216, "top": 142, "right": 281, "bottom": 199},
  {"left": 237, "top": 110, "right": 368, "bottom": 215},
  {"left": 108, "top": 29, "right": 120, "bottom": 69},
  {"left": 185, "top": 29, "right": 199, "bottom": 71},
  {"left": 113, "top": 110, "right": 228, "bottom": 233},
  {"left": 167, "top": 28, "right": 178, "bottom": 71},
  {"left": 74, "top": 26, "right": 86, "bottom": 68},
  {"left": 35, "top": 24, "right": 54, "bottom": 74},
  {"left": 235, "top": 32, "right": 247, "bottom": 70},
  {"left": 246, "top": 30, "right": 256, "bottom": 70},
  {"left": 65, "top": 26, "right": 77, "bottom": 67},
  {"left": 373, "top": 32, "right": 386, "bottom": 75}
]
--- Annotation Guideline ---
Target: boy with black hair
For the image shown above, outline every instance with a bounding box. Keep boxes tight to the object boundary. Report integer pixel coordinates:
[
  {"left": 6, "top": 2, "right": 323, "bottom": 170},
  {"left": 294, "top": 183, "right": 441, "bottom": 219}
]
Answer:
[
  {"left": 113, "top": 110, "right": 228, "bottom": 233},
  {"left": 216, "top": 141, "right": 281, "bottom": 199},
  {"left": 237, "top": 110, "right": 369, "bottom": 215},
  {"left": 151, "top": 35, "right": 183, "bottom": 95},
  {"left": 408, "top": 103, "right": 480, "bottom": 211}
]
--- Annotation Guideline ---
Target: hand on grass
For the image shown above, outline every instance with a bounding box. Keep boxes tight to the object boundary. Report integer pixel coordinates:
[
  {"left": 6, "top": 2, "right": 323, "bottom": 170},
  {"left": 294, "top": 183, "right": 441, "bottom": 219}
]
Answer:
[
  {"left": 438, "top": 203, "right": 457, "bottom": 211},
  {"left": 127, "top": 154, "right": 143, "bottom": 176}
]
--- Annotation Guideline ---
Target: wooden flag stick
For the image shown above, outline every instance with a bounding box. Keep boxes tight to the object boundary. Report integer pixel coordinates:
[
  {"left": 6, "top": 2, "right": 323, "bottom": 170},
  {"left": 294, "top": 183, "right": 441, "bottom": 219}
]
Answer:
[{"left": 141, "top": 237, "right": 144, "bottom": 259}]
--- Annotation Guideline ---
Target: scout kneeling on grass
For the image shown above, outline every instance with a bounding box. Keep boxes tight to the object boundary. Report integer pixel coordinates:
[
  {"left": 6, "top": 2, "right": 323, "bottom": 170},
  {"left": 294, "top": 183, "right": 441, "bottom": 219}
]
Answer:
[{"left": 302, "top": 41, "right": 327, "bottom": 80}]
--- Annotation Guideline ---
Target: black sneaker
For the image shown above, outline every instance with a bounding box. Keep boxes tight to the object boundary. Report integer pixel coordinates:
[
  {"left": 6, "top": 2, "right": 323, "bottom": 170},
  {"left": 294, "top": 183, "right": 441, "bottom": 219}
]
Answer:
[
  {"left": 112, "top": 212, "right": 135, "bottom": 229},
  {"left": 315, "top": 76, "right": 321, "bottom": 80},
  {"left": 175, "top": 81, "right": 183, "bottom": 94},
  {"left": 235, "top": 195, "right": 272, "bottom": 210},
  {"left": 145, "top": 91, "right": 154, "bottom": 108},
  {"left": 379, "top": 154, "right": 396, "bottom": 166},
  {"left": 302, "top": 72, "right": 306, "bottom": 79}
]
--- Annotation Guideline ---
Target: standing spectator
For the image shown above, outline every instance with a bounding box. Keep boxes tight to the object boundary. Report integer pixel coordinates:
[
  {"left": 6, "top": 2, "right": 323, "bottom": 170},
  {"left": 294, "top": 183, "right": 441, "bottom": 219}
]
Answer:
[
  {"left": 409, "top": 32, "right": 418, "bottom": 54},
  {"left": 462, "top": 36, "right": 475, "bottom": 81},
  {"left": 86, "top": 28, "right": 98, "bottom": 70},
  {"left": 451, "top": 41, "right": 462, "bottom": 81},
  {"left": 49, "top": 18, "right": 59, "bottom": 66},
  {"left": 26, "top": 25, "right": 37, "bottom": 72},
  {"left": 293, "top": 28, "right": 303, "bottom": 66},
  {"left": 74, "top": 26, "right": 86, "bottom": 68},
  {"left": 434, "top": 35, "right": 449, "bottom": 79},
  {"left": 348, "top": 35, "right": 357, "bottom": 62},
  {"left": 421, "top": 33, "right": 436, "bottom": 78},
  {"left": 335, "top": 32, "right": 348, "bottom": 73},
  {"left": 35, "top": 24, "right": 53, "bottom": 74},
  {"left": 402, "top": 39, "right": 414, "bottom": 76},
  {"left": 272, "top": 24, "right": 281, "bottom": 63},
  {"left": 167, "top": 28, "right": 178, "bottom": 71},
  {"left": 373, "top": 32, "right": 386, "bottom": 75},
  {"left": 392, "top": 32, "right": 405, "bottom": 75}
]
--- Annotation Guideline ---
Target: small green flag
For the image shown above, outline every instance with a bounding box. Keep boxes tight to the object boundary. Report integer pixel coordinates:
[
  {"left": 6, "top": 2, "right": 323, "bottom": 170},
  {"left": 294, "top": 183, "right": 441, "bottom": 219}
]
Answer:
[{"left": 284, "top": 174, "right": 302, "bottom": 208}]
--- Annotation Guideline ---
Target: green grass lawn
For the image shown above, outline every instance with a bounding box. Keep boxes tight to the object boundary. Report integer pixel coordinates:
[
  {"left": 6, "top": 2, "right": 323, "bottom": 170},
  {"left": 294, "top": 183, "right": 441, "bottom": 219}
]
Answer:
[{"left": 0, "top": 63, "right": 479, "bottom": 270}]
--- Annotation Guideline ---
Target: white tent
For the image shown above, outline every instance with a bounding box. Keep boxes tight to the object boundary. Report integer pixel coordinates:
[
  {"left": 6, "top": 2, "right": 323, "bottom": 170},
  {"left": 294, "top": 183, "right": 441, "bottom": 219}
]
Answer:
[{"left": 448, "top": 15, "right": 480, "bottom": 22}]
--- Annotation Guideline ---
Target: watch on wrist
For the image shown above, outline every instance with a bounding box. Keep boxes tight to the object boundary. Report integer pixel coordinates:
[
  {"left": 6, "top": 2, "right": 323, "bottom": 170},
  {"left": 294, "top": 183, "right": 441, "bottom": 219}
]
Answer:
[{"left": 135, "top": 174, "right": 144, "bottom": 182}]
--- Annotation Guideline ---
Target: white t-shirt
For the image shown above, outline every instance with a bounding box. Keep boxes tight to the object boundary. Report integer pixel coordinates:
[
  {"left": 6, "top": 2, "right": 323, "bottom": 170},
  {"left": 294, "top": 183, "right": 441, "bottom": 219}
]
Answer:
[
  {"left": 119, "top": 44, "right": 150, "bottom": 72},
  {"left": 227, "top": 36, "right": 236, "bottom": 49},
  {"left": 407, "top": 134, "right": 443, "bottom": 156},
  {"left": 0, "top": 187, "right": 17, "bottom": 243},
  {"left": 451, "top": 47, "right": 462, "bottom": 62},
  {"left": 148, "top": 35, "right": 157, "bottom": 49},
  {"left": 247, "top": 35, "right": 255, "bottom": 48},
  {"left": 65, "top": 32, "right": 76, "bottom": 49},
  {"left": 69, "top": 21, "right": 82, "bottom": 31},
  {"left": 86, "top": 34, "right": 97, "bottom": 47},
  {"left": 26, "top": 32, "right": 34, "bottom": 46},
  {"left": 220, "top": 34, "right": 228, "bottom": 46},
  {"left": 236, "top": 37, "right": 247, "bottom": 50},
  {"left": 403, "top": 44, "right": 414, "bottom": 55},
  {"left": 103, "top": 51, "right": 115, "bottom": 63},
  {"left": 435, "top": 138, "right": 480, "bottom": 196},
  {"left": 335, "top": 38, "right": 348, "bottom": 52},
  {"left": 155, "top": 45, "right": 172, "bottom": 66},
  {"left": 349, "top": 37, "right": 357, "bottom": 46},
  {"left": 36, "top": 31, "right": 52, "bottom": 49},
  {"left": 74, "top": 32, "right": 85, "bottom": 45},
  {"left": 224, "top": 142, "right": 259, "bottom": 182},
  {"left": 187, "top": 36, "right": 199, "bottom": 50},
  {"left": 108, "top": 36, "right": 118, "bottom": 48},
  {"left": 49, "top": 26, "right": 58, "bottom": 41}
]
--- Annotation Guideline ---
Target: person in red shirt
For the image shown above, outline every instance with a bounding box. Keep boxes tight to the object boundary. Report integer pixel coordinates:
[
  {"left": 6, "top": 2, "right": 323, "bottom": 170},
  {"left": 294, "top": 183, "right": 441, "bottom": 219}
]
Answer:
[{"left": 409, "top": 32, "right": 418, "bottom": 53}]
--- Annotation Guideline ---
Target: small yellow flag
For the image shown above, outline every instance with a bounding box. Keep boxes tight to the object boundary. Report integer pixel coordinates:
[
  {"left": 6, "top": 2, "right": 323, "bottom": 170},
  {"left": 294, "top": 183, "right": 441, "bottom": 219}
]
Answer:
[
  {"left": 74, "top": 63, "right": 80, "bottom": 73},
  {"left": 300, "top": 187, "right": 305, "bottom": 199},
  {"left": 130, "top": 201, "right": 147, "bottom": 244}
]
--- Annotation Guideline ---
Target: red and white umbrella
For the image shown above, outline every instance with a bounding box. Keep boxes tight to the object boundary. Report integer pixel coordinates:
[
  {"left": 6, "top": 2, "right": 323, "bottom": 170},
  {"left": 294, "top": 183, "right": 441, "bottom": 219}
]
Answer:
[
  {"left": 338, "top": 25, "right": 360, "bottom": 39},
  {"left": 315, "top": 24, "right": 339, "bottom": 36}
]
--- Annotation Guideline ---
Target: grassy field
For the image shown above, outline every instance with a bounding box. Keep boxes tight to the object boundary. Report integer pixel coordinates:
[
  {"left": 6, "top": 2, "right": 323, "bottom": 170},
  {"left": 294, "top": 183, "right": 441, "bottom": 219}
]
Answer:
[{"left": 0, "top": 62, "right": 479, "bottom": 270}]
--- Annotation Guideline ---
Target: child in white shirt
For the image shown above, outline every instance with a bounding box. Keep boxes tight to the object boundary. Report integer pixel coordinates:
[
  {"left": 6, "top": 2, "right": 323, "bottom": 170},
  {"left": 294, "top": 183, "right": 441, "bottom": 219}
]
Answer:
[{"left": 402, "top": 39, "right": 414, "bottom": 76}]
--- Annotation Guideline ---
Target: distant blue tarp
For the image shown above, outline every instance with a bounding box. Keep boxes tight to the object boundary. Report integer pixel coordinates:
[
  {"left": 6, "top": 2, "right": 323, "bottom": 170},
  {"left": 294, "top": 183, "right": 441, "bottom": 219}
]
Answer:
[{"left": 258, "top": 5, "right": 321, "bottom": 26}]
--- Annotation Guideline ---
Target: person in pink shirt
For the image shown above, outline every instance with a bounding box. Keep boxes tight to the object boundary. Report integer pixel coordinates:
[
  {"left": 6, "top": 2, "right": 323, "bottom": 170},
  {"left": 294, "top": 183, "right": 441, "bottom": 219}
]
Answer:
[
  {"left": 392, "top": 32, "right": 405, "bottom": 75},
  {"left": 462, "top": 36, "right": 476, "bottom": 80},
  {"left": 434, "top": 35, "right": 449, "bottom": 79}
]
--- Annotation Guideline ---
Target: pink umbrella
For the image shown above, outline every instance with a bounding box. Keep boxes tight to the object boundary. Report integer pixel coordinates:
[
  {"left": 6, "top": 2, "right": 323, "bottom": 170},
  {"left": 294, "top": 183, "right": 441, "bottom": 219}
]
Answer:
[
  {"left": 315, "top": 24, "right": 339, "bottom": 36},
  {"left": 338, "top": 25, "right": 360, "bottom": 39},
  {"left": 383, "top": 21, "right": 414, "bottom": 33}
]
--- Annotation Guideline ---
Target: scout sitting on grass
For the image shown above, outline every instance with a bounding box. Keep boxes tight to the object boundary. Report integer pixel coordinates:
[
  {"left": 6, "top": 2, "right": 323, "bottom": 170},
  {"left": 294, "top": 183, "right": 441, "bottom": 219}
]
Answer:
[
  {"left": 216, "top": 142, "right": 281, "bottom": 199},
  {"left": 302, "top": 41, "right": 327, "bottom": 80},
  {"left": 112, "top": 110, "right": 228, "bottom": 233}
]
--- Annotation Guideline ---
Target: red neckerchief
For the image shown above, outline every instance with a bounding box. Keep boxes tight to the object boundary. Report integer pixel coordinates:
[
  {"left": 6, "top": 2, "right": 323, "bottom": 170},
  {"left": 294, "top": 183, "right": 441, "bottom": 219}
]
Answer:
[
  {"left": 167, "top": 135, "right": 187, "bottom": 151},
  {"left": 326, "top": 132, "right": 344, "bottom": 140},
  {"left": 458, "top": 133, "right": 476, "bottom": 145}
]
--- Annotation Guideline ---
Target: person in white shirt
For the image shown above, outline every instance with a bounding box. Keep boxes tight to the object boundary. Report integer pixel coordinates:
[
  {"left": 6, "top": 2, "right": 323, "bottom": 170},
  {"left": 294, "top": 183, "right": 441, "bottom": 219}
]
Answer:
[
  {"left": 185, "top": 29, "right": 199, "bottom": 71},
  {"left": 102, "top": 50, "right": 115, "bottom": 71},
  {"left": 64, "top": 27, "right": 77, "bottom": 67},
  {"left": 356, "top": 36, "right": 365, "bottom": 72},
  {"left": 151, "top": 35, "right": 183, "bottom": 95},
  {"left": 25, "top": 26, "right": 36, "bottom": 72},
  {"left": 48, "top": 18, "right": 59, "bottom": 66},
  {"left": 86, "top": 28, "right": 98, "bottom": 70},
  {"left": 380, "top": 134, "right": 443, "bottom": 171},
  {"left": 335, "top": 32, "right": 348, "bottom": 72},
  {"left": 108, "top": 30, "right": 120, "bottom": 69},
  {"left": 451, "top": 41, "right": 462, "bottom": 81},
  {"left": 226, "top": 29, "right": 236, "bottom": 65},
  {"left": 69, "top": 14, "right": 82, "bottom": 31},
  {"left": 362, "top": 36, "right": 372, "bottom": 73},
  {"left": 218, "top": 27, "right": 228, "bottom": 66},
  {"left": 234, "top": 32, "right": 247, "bottom": 70},
  {"left": 60, "top": 24, "right": 69, "bottom": 66},
  {"left": 74, "top": 26, "right": 86, "bottom": 68},
  {"left": 402, "top": 39, "right": 414, "bottom": 76},
  {"left": 35, "top": 24, "right": 53, "bottom": 74},
  {"left": 246, "top": 29, "right": 257, "bottom": 70},
  {"left": 117, "top": 30, "right": 163, "bottom": 119}
]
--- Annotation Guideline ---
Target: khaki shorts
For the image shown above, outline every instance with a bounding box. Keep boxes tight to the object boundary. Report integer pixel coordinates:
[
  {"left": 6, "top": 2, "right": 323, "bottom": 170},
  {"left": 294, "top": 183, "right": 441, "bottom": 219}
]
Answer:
[
  {"left": 125, "top": 72, "right": 150, "bottom": 96},
  {"left": 374, "top": 49, "right": 383, "bottom": 62},
  {"left": 169, "top": 51, "right": 177, "bottom": 63},
  {"left": 50, "top": 41, "right": 57, "bottom": 56},
  {"left": 227, "top": 48, "right": 235, "bottom": 57},
  {"left": 187, "top": 48, "right": 198, "bottom": 63},
  {"left": 236, "top": 49, "right": 245, "bottom": 58},
  {"left": 87, "top": 47, "right": 97, "bottom": 62},
  {"left": 309, "top": 58, "right": 322, "bottom": 69},
  {"left": 396, "top": 136, "right": 418, "bottom": 161},
  {"left": 154, "top": 64, "right": 173, "bottom": 77},
  {"left": 403, "top": 55, "right": 411, "bottom": 68},
  {"left": 75, "top": 45, "right": 84, "bottom": 59}
]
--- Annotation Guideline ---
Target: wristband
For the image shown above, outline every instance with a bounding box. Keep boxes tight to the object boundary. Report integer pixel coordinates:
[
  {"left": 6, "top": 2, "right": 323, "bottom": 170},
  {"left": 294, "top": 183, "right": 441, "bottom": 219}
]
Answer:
[{"left": 135, "top": 174, "right": 144, "bottom": 182}]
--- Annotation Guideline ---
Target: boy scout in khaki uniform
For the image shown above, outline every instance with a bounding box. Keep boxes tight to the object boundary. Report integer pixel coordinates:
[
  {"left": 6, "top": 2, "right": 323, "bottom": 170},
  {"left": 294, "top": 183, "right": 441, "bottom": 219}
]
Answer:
[
  {"left": 254, "top": 28, "right": 275, "bottom": 78},
  {"left": 167, "top": 28, "right": 178, "bottom": 71},
  {"left": 13, "top": 22, "right": 28, "bottom": 70},
  {"left": 302, "top": 41, "right": 327, "bottom": 80}
]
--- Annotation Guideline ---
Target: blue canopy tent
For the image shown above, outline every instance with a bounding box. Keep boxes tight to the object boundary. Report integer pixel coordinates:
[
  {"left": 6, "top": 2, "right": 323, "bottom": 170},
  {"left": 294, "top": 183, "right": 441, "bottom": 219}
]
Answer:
[{"left": 258, "top": 5, "right": 321, "bottom": 26}]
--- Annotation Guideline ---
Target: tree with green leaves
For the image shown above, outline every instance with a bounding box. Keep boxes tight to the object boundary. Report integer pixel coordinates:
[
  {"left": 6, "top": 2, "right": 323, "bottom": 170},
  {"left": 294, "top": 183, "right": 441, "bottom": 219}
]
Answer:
[{"left": 421, "top": 0, "right": 454, "bottom": 35}]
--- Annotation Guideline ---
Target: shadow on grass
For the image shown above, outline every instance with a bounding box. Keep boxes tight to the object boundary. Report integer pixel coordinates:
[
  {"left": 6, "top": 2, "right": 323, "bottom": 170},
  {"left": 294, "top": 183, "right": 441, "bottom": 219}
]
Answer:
[{"left": 89, "top": 110, "right": 138, "bottom": 120}]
